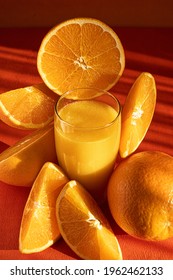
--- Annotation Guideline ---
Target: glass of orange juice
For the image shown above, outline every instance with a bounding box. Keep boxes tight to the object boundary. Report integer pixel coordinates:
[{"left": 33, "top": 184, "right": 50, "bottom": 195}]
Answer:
[{"left": 54, "top": 88, "right": 121, "bottom": 201}]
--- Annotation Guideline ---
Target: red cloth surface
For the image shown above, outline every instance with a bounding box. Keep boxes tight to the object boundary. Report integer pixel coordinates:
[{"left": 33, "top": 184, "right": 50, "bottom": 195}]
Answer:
[{"left": 0, "top": 27, "right": 173, "bottom": 260}]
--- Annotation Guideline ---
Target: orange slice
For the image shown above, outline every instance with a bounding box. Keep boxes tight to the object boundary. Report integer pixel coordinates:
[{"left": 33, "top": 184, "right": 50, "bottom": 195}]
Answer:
[
  {"left": 0, "top": 123, "right": 57, "bottom": 186},
  {"left": 119, "top": 72, "right": 157, "bottom": 158},
  {"left": 0, "top": 83, "right": 58, "bottom": 129},
  {"left": 19, "top": 162, "right": 69, "bottom": 253},
  {"left": 56, "top": 180, "right": 122, "bottom": 260},
  {"left": 37, "top": 18, "right": 125, "bottom": 95}
]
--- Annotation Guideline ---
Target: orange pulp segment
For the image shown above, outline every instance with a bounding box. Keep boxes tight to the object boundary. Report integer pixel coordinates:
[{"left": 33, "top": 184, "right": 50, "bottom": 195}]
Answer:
[
  {"left": 119, "top": 72, "right": 157, "bottom": 158},
  {"left": 0, "top": 83, "right": 58, "bottom": 129},
  {"left": 56, "top": 180, "right": 122, "bottom": 260},
  {"left": 37, "top": 17, "right": 125, "bottom": 95},
  {"left": 0, "top": 123, "right": 57, "bottom": 186},
  {"left": 19, "top": 162, "right": 69, "bottom": 253}
]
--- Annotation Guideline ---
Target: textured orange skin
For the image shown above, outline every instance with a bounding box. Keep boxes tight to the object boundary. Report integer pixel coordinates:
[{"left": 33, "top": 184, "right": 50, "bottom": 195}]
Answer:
[{"left": 107, "top": 151, "right": 173, "bottom": 241}]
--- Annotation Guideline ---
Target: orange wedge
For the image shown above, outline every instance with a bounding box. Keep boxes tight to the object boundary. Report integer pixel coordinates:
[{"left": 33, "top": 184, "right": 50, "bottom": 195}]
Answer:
[
  {"left": 37, "top": 18, "right": 125, "bottom": 95},
  {"left": 0, "top": 83, "right": 58, "bottom": 129},
  {"left": 0, "top": 123, "right": 57, "bottom": 186},
  {"left": 119, "top": 72, "right": 157, "bottom": 158},
  {"left": 19, "top": 162, "right": 69, "bottom": 253},
  {"left": 56, "top": 180, "right": 122, "bottom": 260}
]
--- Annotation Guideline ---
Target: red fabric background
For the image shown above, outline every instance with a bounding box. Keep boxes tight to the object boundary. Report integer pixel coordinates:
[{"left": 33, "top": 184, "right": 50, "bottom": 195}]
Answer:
[{"left": 0, "top": 27, "right": 173, "bottom": 260}]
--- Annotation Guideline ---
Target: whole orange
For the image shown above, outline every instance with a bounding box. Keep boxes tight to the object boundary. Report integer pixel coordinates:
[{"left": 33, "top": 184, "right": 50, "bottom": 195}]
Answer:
[{"left": 107, "top": 151, "right": 173, "bottom": 241}]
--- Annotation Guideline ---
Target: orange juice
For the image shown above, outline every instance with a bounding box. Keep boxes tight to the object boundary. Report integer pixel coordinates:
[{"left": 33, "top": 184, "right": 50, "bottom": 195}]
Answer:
[{"left": 54, "top": 90, "right": 121, "bottom": 200}]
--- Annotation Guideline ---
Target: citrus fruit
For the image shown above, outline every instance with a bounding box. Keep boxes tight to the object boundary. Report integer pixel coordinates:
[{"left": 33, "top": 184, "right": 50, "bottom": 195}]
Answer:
[
  {"left": 119, "top": 72, "right": 157, "bottom": 158},
  {"left": 107, "top": 151, "right": 173, "bottom": 241},
  {"left": 37, "top": 17, "right": 125, "bottom": 95},
  {"left": 0, "top": 83, "right": 58, "bottom": 129},
  {"left": 0, "top": 123, "right": 57, "bottom": 186},
  {"left": 56, "top": 180, "right": 122, "bottom": 260},
  {"left": 19, "top": 162, "right": 69, "bottom": 253}
]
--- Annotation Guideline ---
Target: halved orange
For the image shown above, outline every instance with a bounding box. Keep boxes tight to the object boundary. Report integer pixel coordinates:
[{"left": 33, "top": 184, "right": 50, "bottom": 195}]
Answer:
[
  {"left": 37, "top": 18, "right": 125, "bottom": 95},
  {"left": 19, "top": 162, "right": 69, "bottom": 253},
  {"left": 119, "top": 72, "right": 157, "bottom": 158},
  {"left": 56, "top": 180, "right": 122, "bottom": 260},
  {"left": 0, "top": 83, "right": 58, "bottom": 129},
  {"left": 0, "top": 123, "right": 57, "bottom": 186}
]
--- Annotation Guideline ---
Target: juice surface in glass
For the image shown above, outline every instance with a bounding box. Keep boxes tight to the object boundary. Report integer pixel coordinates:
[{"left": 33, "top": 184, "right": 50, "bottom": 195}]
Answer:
[{"left": 54, "top": 89, "right": 121, "bottom": 200}]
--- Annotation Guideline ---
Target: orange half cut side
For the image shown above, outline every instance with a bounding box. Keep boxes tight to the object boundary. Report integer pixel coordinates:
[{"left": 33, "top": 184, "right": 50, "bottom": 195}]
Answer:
[{"left": 37, "top": 18, "right": 125, "bottom": 95}]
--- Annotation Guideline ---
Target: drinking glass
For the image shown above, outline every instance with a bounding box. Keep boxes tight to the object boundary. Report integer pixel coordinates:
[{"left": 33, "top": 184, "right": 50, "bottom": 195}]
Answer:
[{"left": 54, "top": 88, "right": 121, "bottom": 200}]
